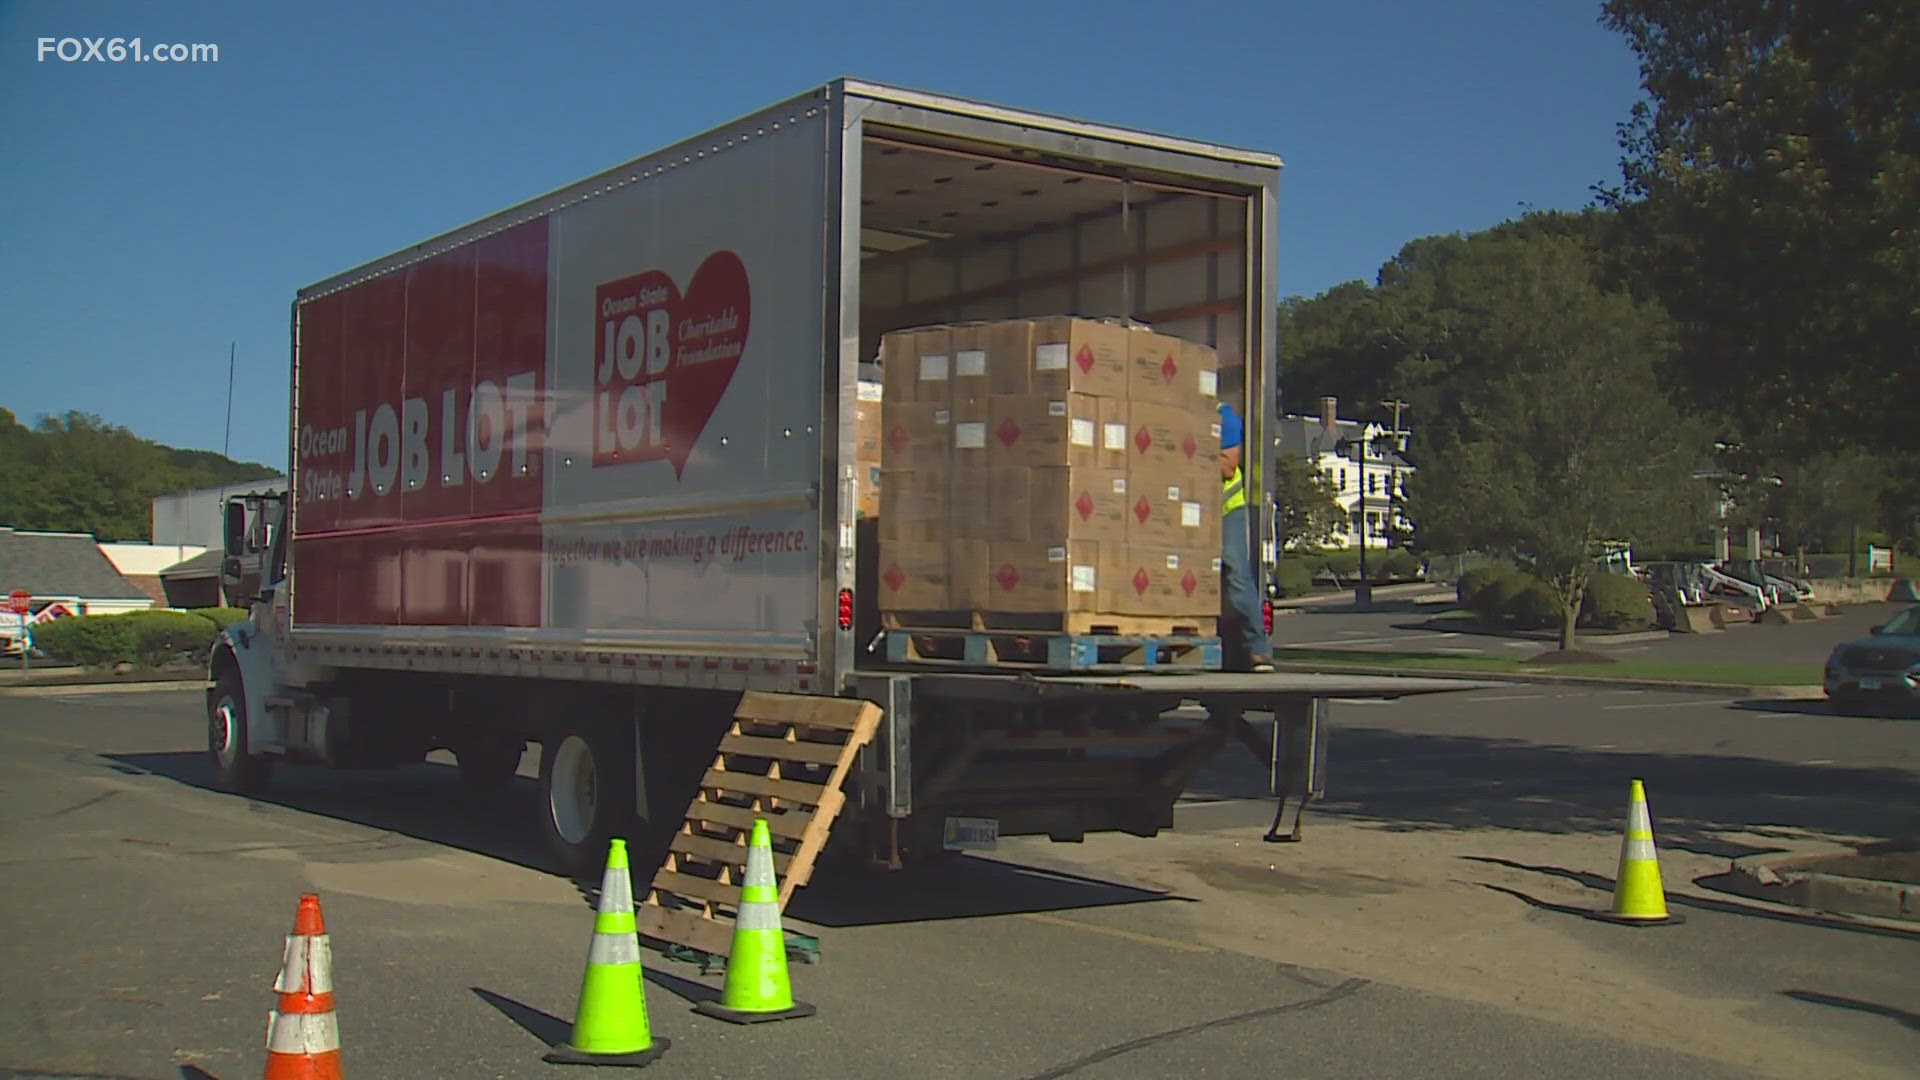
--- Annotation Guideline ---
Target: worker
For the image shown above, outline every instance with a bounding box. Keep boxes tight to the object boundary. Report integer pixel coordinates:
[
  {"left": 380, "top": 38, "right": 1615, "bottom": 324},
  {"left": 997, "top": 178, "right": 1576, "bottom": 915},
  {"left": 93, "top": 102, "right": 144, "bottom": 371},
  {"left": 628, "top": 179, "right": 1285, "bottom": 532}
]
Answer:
[{"left": 1216, "top": 363, "right": 1274, "bottom": 674}]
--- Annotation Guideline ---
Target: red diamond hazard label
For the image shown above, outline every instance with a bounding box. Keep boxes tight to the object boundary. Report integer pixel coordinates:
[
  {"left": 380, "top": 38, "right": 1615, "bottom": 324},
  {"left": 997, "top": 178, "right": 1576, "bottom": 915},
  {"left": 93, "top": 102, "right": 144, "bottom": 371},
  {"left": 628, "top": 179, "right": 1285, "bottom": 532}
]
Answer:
[
  {"left": 1182, "top": 434, "right": 1198, "bottom": 460},
  {"left": 1133, "top": 497, "right": 1152, "bottom": 523},
  {"left": 1181, "top": 570, "right": 1198, "bottom": 597},
  {"left": 1133, "top": 426, "right": 1152, "bottom": 454},
  {"left": 888, "top": 425, "right": 911, "bottom": 452},
  {"left": 1075, "top": 491, "right": 1096, "bottom": 520},
  {"left": 996, "top": 419, "right": 1023, "bottom": 447},
  {"left": 996, "top": 563, "right": 1021, "bottom": 591},
  {"left": 1160, "top": 353, "right": 1178, "bottom": 383},
  {"left": 882, "top": 564, "right": 906, "bottom": 591},
  {"left": 1074, "top": 344, "right": 1096, "bottom": 373},
  {"left": 1132, "top": 568, "right": 1151, "bottom": 595}
]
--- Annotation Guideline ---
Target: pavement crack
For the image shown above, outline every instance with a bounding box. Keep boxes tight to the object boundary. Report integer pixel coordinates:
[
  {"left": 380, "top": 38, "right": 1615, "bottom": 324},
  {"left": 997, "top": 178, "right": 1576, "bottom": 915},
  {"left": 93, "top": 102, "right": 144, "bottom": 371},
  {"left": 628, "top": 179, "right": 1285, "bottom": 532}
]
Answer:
[
  {"left": 44, "top": 790, "right": 118, "bottom": 818},
  {"left": 1014, "top": 977, "right": 1369, "bottom": 1079}
]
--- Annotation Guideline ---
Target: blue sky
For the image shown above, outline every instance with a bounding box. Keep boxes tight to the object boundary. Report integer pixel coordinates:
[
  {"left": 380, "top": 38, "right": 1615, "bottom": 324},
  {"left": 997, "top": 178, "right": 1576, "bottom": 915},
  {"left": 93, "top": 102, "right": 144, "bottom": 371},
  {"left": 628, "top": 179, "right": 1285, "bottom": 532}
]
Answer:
[{"left": 0, "top": 0, "right": 1644, "bottom": 468}]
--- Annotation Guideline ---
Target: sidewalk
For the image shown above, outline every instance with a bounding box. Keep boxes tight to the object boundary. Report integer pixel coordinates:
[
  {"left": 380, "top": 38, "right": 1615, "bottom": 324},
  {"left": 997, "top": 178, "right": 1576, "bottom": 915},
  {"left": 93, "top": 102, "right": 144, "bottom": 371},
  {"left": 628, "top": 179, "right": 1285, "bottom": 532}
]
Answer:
[{"left": 1274, "top": 581, "right": 1455, "bottom": 612}]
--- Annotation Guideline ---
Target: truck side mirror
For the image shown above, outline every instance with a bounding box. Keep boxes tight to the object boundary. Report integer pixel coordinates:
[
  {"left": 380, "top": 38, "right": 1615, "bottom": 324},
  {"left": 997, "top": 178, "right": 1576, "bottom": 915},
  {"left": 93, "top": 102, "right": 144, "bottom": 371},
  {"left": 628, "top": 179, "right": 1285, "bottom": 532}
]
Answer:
[
  {"left": 220, "top": 555, "right": 245, "bottom": 591},
  {"left": 224, "top": 500, "right": 247, "bottom": 555}
]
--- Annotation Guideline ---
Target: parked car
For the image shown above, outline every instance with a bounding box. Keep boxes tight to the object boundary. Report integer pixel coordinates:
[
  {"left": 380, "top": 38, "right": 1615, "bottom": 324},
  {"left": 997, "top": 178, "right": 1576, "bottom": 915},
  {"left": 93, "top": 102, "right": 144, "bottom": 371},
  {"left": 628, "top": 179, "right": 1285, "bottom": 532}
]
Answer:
[{"left": 1824, "top": 605, "right": 1920, "bottom": 716}]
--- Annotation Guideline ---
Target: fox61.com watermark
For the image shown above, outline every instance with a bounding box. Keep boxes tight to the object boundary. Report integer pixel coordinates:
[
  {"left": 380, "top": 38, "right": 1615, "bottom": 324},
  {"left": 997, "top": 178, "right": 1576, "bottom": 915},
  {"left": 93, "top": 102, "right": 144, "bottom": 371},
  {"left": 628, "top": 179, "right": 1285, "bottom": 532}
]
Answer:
[{"left": 37, "top": 37, "right": 219, "bottom": 64}]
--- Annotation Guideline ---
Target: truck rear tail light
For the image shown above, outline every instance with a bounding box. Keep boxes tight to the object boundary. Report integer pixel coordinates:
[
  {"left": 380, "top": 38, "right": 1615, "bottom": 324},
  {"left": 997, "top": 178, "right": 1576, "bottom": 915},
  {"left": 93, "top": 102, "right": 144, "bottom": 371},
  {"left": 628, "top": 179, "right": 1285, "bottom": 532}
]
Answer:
[
  {"left": 838, "top": 588, "right": 854, "bottom": 631},
  {"left": 1262, "top": 600, "right": 1274, "bottom": 635}
]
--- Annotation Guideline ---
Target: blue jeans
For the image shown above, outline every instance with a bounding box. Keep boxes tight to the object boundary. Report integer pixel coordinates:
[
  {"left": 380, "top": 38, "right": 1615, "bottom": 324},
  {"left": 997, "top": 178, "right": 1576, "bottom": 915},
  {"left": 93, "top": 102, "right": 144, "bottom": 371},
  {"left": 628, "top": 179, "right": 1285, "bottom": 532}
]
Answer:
[{"left": 1221, "top": 506, "right": 1271, "bottom": 661}]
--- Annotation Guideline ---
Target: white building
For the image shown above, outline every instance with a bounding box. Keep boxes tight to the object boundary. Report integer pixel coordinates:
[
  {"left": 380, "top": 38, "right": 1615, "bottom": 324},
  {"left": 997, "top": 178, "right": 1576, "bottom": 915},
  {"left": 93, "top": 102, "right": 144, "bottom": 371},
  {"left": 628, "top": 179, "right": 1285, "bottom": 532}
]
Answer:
[{"left": 1274, "top": 396, "right": 1412, "bottom": 550}]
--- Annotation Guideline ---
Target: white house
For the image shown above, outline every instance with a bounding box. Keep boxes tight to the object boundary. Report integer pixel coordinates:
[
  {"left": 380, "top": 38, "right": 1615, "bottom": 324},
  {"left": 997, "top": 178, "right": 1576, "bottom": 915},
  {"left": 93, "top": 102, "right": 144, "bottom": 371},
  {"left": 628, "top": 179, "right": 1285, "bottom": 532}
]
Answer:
[{"left": 1274, "top": 396, "right": 1412, "bottom": 550}]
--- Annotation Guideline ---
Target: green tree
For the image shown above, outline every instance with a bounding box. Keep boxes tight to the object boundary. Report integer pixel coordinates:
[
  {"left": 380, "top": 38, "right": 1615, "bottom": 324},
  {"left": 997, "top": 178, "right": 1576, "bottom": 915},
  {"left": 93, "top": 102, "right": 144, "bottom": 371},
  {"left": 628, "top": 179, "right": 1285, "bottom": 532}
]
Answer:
[
  {"left": 1402, "top": 237, "right": 1710, "bottom": 651},
  {"left": 1601, "top": 0, "right": 1920, "bottom": 454},
  {"left": 1273, "top": 454, "right": 1345, "bottom": 549}
]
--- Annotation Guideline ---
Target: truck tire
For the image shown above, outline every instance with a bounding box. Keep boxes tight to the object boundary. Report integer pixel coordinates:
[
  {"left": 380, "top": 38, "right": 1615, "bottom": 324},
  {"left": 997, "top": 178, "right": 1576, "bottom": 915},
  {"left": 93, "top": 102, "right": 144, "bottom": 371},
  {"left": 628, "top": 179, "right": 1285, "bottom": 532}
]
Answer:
[
  {"left": 456, "top": 736, "right": 525, "bottom": 794},
  {"left": 208, "top": 672, "right": 272, "bottom": 794},
  {"left": 539, "top": 715, "right": 636, "bottom": 877}
]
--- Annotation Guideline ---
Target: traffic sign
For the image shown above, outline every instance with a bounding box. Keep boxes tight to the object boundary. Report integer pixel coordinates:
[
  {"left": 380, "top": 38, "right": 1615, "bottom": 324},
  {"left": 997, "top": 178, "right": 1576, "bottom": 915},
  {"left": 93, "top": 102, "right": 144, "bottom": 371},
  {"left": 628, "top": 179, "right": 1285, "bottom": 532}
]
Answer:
[{"left": 7, "top": 590, "right": 30, "bottom": 615}]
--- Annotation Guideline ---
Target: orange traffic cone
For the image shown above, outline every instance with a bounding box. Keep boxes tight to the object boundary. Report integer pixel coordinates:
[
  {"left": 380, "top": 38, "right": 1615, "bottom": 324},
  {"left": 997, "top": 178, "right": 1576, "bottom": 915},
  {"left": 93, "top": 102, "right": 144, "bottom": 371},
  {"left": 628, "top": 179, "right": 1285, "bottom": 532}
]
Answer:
[{"left": 264, "top": 893, "right": 343, "bottom": 1079}]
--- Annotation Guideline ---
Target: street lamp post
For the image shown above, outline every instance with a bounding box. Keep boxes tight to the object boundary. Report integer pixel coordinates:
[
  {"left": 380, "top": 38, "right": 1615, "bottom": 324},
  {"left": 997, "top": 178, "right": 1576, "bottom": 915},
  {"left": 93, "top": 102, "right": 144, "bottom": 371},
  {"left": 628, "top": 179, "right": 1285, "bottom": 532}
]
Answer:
[{"left": 1338, "top": 433, "right": 1371, "bottom": 606}]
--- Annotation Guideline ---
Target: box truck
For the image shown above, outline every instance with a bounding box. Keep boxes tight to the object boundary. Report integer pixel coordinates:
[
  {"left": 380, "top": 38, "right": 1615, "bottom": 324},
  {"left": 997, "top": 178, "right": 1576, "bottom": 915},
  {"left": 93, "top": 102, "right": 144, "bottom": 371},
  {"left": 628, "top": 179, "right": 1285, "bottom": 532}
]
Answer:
[{"left": 210, "top": 80, "right": 1477, "bottom": 952}]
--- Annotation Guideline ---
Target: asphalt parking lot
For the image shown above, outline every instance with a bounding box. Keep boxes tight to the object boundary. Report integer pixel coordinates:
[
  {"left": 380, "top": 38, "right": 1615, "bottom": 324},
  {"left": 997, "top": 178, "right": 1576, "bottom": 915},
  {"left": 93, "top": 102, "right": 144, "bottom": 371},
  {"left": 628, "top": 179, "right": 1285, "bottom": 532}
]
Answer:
[{"left": 1, "top": 682, "right": 1915, "bottom": 1078}]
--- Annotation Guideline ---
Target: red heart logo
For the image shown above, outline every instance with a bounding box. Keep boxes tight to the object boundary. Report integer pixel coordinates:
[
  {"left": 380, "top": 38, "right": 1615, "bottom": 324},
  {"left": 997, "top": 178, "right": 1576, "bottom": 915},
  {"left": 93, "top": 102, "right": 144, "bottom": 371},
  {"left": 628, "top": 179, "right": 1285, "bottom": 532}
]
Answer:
[
  {"left": 1133, "top": 426, "right": 1152, "bottom": 454},
  {"left": 1133, "top": 496, "right": 1152, "bottom": 523},
  {"left": 996, "top": 563, "right": 1021, "bottom": 591},
  {"left": 591, "top": 250, "right": 751, "bottom": 479},
  {"left": 1182, "top": 434, "right": 1198, "bottom": 460},
  {"left": 1181, "top": 570, "right": 1198, "bottom": 597},
  {"left": 1160, "top": 353, "right": 1178, "bottom": 383},
  {"left": 996, "top": 419, "right": 1023, "bottom": 447},
  {"left": 1074, "top": 344, "right": 1096, "bottom": 373},
  {"left": 1075, "top": 491, "right": 1096, "bottom": 520},
  {"left": 882, "top": 564, "right": 906, "bottom": 591},
  {"left": 1132, "top": 568, "right": 1151, "bottom": 595}
]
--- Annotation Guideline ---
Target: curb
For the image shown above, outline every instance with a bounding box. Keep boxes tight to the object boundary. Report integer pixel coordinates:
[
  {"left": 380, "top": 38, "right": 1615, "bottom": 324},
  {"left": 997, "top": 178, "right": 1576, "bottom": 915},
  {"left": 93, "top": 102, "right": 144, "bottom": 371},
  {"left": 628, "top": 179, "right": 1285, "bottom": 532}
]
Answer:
[
  {"left": 1267, "top": 659, "right": 1820, "bottom": 698},
  {"left": 0, "top": 679, "right": 206, "bottom": 697},
  {"left": 1725, "top": 847, "right": 1920, "bottom": 925}
]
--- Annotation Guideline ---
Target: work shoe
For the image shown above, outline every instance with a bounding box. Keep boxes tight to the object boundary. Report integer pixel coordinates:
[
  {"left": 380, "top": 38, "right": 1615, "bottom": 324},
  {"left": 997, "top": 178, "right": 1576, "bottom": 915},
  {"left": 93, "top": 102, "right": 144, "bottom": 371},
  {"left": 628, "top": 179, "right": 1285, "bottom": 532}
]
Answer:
[{"left": 1249, "top": 656, "right": 1276, "bottom": 674}]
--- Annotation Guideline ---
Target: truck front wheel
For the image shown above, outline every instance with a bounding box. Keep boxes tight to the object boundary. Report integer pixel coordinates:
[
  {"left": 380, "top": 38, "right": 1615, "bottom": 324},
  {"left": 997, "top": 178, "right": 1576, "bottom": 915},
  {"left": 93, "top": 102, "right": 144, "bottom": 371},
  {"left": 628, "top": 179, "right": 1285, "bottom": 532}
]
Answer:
[
  {"left": 538, "top": 716, "right": 635, "bottom": 877},
  {"left": 208, "top": 672, "right": 272, "bottom": 794}
]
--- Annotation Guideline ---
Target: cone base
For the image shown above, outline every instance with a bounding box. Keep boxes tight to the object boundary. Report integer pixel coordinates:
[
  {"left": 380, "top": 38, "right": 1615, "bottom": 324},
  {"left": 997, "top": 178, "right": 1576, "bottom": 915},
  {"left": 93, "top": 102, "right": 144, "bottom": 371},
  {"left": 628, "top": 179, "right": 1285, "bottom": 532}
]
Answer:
[
  {"left": 542, "top": 1037, "right": 669, "bottom": 1067},
  {"left": 693, "top": 998, "right": 817, "bottom": 1025},
  {"left": 1585, "top": 910, "right": 1686, "bottom": 927}
]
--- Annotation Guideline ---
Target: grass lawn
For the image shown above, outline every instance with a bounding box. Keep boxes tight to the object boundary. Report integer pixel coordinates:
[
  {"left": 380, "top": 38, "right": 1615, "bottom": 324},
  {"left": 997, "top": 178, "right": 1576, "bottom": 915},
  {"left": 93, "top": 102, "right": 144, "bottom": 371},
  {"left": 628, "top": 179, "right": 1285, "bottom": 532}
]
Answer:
[{"left": 1272, "top": 647, "right": 1821, "bottom": 686}]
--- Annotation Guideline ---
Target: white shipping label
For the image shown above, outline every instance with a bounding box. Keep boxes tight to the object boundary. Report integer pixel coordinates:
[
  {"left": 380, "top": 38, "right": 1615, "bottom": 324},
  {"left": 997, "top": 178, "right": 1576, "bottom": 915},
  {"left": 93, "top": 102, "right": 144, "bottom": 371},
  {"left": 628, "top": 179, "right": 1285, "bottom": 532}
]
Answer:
[
  {"left": 857, "top": 381, "right": 884, "bottom": 402},
  {"left": 1112, "top": 477, "right": 1128, "bottom": 494},
  {"left": 1199, "top": 370, "right": 1218, "bottom": 397},
  {"left": 1210, "top": 423, "right": 1223, "bottom": 439},
  {"left": 1047, "top": 546, "right": 1067, "bottom": 562},
  {"left": 1047, "top": 400, "right": 1068, "bottom": 417},
  {"left": 1166, "top": 486, "right": 1182, "bottom": 502},
  {"left": 954, "top": 422, "right": 987, "bottom": 449},
  {"left": 955, "top": 349, "right": 987, "bottom": 377},
  {"left": 1166, "top": 554, "right": 1182, "bottom": 569},
  {"left": 1035, "top": 343, "right": 1070, "bottom": 371},
  {"left": 934, "top": 409, "right": 951, "bottom": 426},
  {"left": 1181, "top": 502, "right": 1202, "bottom": 527},
  {"left": 1070, "top": 418, "right": 1096, "bottom": 447},
  {"left": 920, "top": 354, "right": 950, "bottom": 381},
  {"left": 1071, "top": 565, "right": 1098, "bottom": 593},
  {"left": 1214, "top": 557, "right": 1225, "bottom": 573},
  {"left": 1103, "top": 422, "right": 1129, "bottom": 450}
]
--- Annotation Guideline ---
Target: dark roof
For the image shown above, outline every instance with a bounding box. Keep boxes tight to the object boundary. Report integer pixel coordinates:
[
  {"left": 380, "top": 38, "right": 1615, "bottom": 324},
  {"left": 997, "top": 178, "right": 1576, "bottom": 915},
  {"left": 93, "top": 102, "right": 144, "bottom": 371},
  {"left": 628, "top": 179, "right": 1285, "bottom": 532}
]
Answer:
[
  {"left": 159, "top": 550, "right": 225, "bottom": 579},
  {"left": 0, "top": 528, "right": 154, "bottom": 601},
  {"left": 1274, "top": 415, "right": 1413, "bottom": 469}
]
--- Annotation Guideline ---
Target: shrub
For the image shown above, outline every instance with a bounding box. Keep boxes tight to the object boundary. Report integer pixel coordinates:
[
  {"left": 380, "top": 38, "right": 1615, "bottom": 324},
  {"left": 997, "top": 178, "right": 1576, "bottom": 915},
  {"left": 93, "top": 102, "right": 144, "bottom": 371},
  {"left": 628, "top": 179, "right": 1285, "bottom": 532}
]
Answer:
[
  {"left": 1581, "top": 574, "right": 1653, "bottom": 630},
  {"left": 1320, "top": 548, "right": 1362, "bottom": 579},
  {"left": 1459, "top": 565, "right": 1518, "bottom": 614},
  {"left": 1275, "top": 560, "right": 1313, "bottom": 598},
  {"left": 120, "top": 610, "right": 218, "bottom": 665},
  {"left": 29, "top": 614, "right": 141, "bottom": 667},
  {"left": 1382, "top": 549, "right": 1420, "bottom": 582},
  {"left": 191, "top": 606, "right": 250, "bottom": 630},
  {"left": 1506, "top": 577, "right": 1565, "bottom": 630}
]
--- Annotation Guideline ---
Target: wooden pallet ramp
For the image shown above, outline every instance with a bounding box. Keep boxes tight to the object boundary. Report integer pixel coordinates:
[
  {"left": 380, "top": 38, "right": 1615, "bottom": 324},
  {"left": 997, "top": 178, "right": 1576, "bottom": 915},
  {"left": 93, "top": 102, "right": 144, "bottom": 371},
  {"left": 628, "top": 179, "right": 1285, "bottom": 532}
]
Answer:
[{"left": 638, "top": 691, "right": 883, "bottom": 959}]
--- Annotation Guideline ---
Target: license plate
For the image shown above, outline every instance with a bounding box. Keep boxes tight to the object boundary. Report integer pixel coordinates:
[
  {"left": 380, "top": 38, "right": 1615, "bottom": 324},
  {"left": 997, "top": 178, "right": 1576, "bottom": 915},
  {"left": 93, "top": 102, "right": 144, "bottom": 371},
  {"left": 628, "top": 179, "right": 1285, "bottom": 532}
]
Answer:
[
  {"left": 942, "top": 816, "right": 998, "bottom": 851},
  {"left": 1858, "top": 677, "right": 1882, "bottom": 691}
]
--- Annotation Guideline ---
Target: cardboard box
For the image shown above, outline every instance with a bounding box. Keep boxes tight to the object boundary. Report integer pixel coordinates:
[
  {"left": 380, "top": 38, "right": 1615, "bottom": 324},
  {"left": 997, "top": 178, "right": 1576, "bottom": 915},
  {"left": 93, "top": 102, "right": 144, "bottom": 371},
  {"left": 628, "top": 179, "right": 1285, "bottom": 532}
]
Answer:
[
  {"left": 946, "top": 322, "right": 998, "bottom": 401},
  {"left": 1124, "top": 463, "right": 1212, "bottom": 548},
  {"left": 1124, "top": 327, "right": 1220, "bottom": 410},
  {"left": 983, "top": 541, "right": 1102, "bottom": 613},
  {"left": 1126, "top": 401, "right": 1215, "bottom": 473},
  {"left": 948, "top": 457, "right": 997, "bottom": 541},
  {"left": 854, "top": 380, "right": 884, "bottom": 460},
  {"left": 1028, "top": 316, "right": 1129, "bottom": 399},
  {"left": 880, "top": 327, "right": 953, "bottom": 404},
  {"left": 881, "top": 402, "right": 952, "bottom": 474},
  {"left": 987, "top": 393, "right": 1106, "bottom": 470},
  {"left": 854, "top": 461, "right": 881, "bottom": 519},
  {"left": 948, "top": 539, "right": 993, "bottom": 610},
  {"left": 1100, "top": 546, "right": 1218, "bottom": 617},
  {"left": 877, "top": 540, "right": 951, "bottom": 610},
  {"left": 878, "top": 470, "right": 947, "bottom": 542},
  {"left": 973, "top": 319, "right": 1037, "bottom": 395},
  {"left": 992, "top": 466, "right": 1130, "bottom": 543}
]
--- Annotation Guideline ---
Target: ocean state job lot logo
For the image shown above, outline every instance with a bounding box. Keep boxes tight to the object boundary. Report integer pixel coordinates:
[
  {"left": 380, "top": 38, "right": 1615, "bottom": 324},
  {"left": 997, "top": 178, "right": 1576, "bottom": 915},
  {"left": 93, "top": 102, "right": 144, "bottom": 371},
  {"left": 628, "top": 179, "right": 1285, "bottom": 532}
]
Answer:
[{"left": 593, "top": 251, "right": 750, "bottom": 477}]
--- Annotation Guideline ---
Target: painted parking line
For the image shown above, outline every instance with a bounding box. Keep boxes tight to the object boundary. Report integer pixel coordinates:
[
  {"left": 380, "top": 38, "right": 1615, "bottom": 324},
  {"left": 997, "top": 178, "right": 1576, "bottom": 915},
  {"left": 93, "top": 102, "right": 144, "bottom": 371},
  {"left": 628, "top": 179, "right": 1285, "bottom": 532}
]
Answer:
[{"left": 1601, "top": 699, "right": 1732, "bottom": 710}]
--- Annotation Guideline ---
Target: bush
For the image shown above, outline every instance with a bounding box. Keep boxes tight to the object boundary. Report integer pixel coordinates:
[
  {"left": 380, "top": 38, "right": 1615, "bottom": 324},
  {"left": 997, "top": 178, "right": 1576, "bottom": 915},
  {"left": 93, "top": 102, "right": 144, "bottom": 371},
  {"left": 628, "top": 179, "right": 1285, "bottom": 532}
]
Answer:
[
  {"left": 1459, "top": 565, "right": 1518, "bottom": 614},
  {"left": 1507, "top": 577, "right": 1565, "bottom": 630},
  {"left": 1275, "top": 560, "right": 1313, "bottom": 598},
  {"left": 1382, "top": 549, "right": 1420, "bottom": 582},
  {"left": 1319, "top": 548, "right": 1362, "bottom": 579},
  {"left": 1581, "top": 574, "right": 1652, "bottom": 630},
  {"left": 29, "top": 614, "right": 141, "bottom": 667},
  {"left": 191, "top": 606, "right": 249, "bottom": 630},
  {"left": 121, "top": 610, "right": 218, "bottom": 665}
]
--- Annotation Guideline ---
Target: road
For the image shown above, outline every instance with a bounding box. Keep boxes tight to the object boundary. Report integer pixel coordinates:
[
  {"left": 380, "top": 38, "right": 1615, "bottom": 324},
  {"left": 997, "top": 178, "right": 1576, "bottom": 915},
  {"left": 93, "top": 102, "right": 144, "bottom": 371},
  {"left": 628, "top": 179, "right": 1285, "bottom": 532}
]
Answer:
[{"left": 1, "top": 684, "right": 1916, "bottom": 1078}]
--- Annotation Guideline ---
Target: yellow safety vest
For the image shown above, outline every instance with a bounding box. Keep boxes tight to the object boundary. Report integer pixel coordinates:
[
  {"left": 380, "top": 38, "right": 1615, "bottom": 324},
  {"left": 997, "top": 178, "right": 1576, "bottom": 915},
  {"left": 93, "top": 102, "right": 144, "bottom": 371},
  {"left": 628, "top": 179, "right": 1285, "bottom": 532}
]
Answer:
[{"left": 1222, "top": 467, "right": 1248, "bottom": 516}]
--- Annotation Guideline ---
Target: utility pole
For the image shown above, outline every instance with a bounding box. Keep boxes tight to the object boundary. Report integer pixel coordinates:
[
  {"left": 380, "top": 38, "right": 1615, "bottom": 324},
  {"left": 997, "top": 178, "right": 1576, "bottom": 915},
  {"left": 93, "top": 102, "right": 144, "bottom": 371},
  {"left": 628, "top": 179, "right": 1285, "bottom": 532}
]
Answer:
[{"left": 1379, "top": 399, "right": 1410, "bottom": 548}]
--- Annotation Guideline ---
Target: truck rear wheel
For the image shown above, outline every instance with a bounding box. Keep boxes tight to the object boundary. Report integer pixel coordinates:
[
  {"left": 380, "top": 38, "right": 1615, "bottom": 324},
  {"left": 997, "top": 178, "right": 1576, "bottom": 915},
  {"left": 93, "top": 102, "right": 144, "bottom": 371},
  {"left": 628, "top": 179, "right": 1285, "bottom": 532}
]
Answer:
[
  {"left": 538, "top": 715, "right": 635, "bottom": 877},
  {"left": 208, "top": 672, "right": 272, "bottom": 794}
]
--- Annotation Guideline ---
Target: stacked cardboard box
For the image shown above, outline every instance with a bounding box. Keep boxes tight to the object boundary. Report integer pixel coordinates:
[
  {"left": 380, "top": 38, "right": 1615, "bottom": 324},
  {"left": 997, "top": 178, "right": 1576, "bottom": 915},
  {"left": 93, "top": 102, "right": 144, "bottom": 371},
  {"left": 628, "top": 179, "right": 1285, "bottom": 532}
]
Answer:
[
  {"left": 853, "top": 379, "right": 882, "bottom": 519},
  {"left": 877, "top": 316, "right": 1224, "bottom": 624}
]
